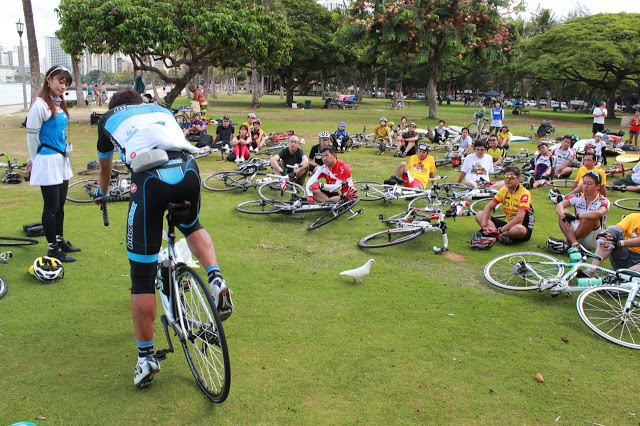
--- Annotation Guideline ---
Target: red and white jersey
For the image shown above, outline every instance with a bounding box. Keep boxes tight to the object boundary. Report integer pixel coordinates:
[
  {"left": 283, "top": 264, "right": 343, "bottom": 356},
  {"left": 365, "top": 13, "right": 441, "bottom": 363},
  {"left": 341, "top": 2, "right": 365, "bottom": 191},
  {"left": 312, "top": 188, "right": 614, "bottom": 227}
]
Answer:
[
  {"left": 308, "top": 159, "right": 353, "bottom": 194},
  {"left": 566, "top": 192, "right": 610, "bottom": 215},
  {"left": 552, "top": 147, "right": 576, "bottom": 166}
]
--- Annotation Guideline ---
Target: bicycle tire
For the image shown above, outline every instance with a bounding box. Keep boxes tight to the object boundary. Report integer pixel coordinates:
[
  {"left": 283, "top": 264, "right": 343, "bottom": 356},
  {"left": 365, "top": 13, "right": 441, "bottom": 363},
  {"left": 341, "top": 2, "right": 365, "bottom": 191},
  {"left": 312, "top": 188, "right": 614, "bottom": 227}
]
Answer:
[
  {"left": 308, "top": 199, "right": 360, "bottom": 230},
  {"left": 382, "top": 209, "right": 436, "bottom": 225},
  {"left": 484, "top": 252, "right": 564, "bottom": 291},
  {"left": 358, "top": 227, "right": 424, "bottom": 248},
  {"left": 175, "top": 265, "right": 231, "bottom": 402},
  {"left": 203, "top": 171, "right": 246, "bottom": 192},
  {"left": 385, "top": 102, "right": 394, "bottom": 110},
  {"left": 549, "top": 179, "right": 574, "bottom": 189},
  {"left": 467, "top": 123, "right": 479, "bottom": 139},
  {"left": 614, "top": 198, "right": 640, "bottom": 212},
  {"left": 0, "top": 236, "right": 39, "bottom": 246},
  {"left": 406, "top": 195, "right": 454, "bottom": 210},
  {"left": 235, "top": 199, "right": 284, "bottom": 214},
  {"left": 577, "top": 285, "right": 640, "bottom": 349},
  {"left": 67, "top": 179, "right": 100, "bottom": 203},
  {"left": 470, "top": 199, "right": 505, "bottom": 219},
  {"left": 257, "top": 181, "right": 305, "bottom": 202},
  {"left": 0, "top": 276, "right": 6, "bottom": 299},
  {"left": 352, "top": 180, "right": 386, "bottom": 201}
]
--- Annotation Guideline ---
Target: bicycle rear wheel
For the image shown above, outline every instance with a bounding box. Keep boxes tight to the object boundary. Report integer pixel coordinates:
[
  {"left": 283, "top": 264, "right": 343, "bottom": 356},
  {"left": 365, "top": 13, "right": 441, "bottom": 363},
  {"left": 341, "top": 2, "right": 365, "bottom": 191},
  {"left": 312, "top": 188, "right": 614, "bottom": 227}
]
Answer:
[
  {"left": 0, "top": 236, "right": 39, "bottom": 246},
  {"left": 484, "top": 252, "right": 563, "bottom": 291},
  {"left": 175, "top": 265, "right": 230, "bottom": 403},
  {"left": 235, "top": 199, "right": 284, "bottom": 214},
  {"left": 308, "top": 199, "right": 360, "bottom": 230},
  {"left": 203, "top": 171, "right": 246, "bottom": 192},
  {"left": 257, "top": 181, "right": 305, "bottom": 202},
  {"left": 407, "top": 195, "right": 454, "bottom": 210},
  {"left": 0, "top": 276, "right": 6, "bottom": 299},
  {"left": 614, "top": 198, "right": 640, "bottom": 212},
  {"left": 470, "top": 199, "right": 505, "bottom": 219},
  {"left": 577, "top": 286, "right": 640, "bottom": 349},
  {"left": 549, "top": 179, "right": 574, "bottom": 188},
  {"left": 352, "top": 181, "right": 386, "bottom": 201},
  {"left": 358, "top": 227, "right": 424, "bottom": 248},
  {"left": 67, "top": 179, "right": 100, "bottom": 203}
]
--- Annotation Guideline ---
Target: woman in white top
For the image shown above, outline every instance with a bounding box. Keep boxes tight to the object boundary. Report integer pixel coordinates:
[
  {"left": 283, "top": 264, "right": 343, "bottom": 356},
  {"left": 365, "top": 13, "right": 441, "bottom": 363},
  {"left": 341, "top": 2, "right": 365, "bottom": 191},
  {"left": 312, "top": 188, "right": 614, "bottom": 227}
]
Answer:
[
  {"left": 25, "top": 65, "right": 80, "bottom": 262},
  {"left": 490, "top": 101, "right": 504, "bottom": 134}
]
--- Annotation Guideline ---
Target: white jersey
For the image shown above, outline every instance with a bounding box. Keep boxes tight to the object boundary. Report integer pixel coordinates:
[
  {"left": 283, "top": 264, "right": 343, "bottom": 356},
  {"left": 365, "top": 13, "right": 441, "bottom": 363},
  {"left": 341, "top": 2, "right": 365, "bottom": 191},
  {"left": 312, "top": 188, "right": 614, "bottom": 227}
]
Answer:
[
  {"left": 552, "top": 147, "right": 576, "bottom": 166},
  {"left": 461, "top": 153, "right": 494, "bottom": 183}
]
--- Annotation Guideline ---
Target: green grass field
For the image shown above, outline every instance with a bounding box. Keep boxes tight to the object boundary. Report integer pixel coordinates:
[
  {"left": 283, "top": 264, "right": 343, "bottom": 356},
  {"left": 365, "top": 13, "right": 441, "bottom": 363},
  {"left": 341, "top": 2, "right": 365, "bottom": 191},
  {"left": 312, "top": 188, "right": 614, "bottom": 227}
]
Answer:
[{"left": 1, "top": 95, "right": 639, "bottom": 424}]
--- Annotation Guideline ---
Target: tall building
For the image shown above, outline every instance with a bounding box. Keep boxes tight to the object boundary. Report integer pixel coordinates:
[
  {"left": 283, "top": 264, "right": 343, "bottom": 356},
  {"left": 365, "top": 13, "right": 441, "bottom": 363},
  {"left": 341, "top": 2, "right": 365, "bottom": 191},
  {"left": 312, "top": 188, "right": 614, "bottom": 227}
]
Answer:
[
  {"left": 317, "top": 0, "right": 348, "bottom": 11},
  {"left": 44, "top": 36, "right": 72, "bottom": 72}
]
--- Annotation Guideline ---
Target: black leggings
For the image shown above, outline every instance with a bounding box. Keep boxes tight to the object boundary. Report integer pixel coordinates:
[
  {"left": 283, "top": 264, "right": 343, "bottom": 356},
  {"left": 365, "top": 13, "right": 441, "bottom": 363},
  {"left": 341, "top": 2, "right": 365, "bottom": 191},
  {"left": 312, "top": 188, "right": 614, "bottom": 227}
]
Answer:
[{"left": 41, "top": 181, "right": 69, "bottom": 245}]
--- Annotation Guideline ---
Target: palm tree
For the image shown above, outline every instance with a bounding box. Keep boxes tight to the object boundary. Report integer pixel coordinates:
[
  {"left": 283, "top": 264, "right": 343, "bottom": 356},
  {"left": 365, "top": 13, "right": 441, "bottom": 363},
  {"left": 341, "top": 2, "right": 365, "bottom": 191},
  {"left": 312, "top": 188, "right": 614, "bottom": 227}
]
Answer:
[{"left": 22, "top": 0, "right": 41, "bottom": 106}]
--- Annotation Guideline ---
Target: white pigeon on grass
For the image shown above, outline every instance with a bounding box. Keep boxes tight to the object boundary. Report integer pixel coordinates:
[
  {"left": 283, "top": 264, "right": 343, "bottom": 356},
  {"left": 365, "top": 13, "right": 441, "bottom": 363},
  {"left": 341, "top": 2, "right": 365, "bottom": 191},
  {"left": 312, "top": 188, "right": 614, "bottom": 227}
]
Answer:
[{"left": 340, "top": 259, "right": 375, "bottom": 284}]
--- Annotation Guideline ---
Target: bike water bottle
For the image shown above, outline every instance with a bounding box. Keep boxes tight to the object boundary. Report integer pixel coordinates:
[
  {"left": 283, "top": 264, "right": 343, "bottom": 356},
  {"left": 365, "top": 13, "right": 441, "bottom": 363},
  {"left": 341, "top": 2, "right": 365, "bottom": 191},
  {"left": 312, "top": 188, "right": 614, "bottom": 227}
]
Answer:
[
  {"left": 577, "top": 277, "right": 602, "bottom": 287},
  {"left": 159, "top": 259, "right": 171, "bottom": 294}
]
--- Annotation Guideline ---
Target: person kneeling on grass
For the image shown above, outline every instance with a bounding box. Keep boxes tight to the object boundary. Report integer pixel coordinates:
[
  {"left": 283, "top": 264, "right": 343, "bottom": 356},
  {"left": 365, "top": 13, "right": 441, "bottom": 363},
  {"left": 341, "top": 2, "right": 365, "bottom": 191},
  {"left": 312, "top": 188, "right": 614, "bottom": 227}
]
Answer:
[
  {"left": 589, "top": 213, "right": 640, "bottom": 274},
  {"left": 474, "top": 166, "right": 534, "bottom": 245},
  {"left": 306, "top": 146, "right": 357, "bottom": 203},
  {"left": 550, "top": 171, "right": 609, "bottom": 253},
  {"left": 384, "top": 143, "right": 436, "bottom": 189}
]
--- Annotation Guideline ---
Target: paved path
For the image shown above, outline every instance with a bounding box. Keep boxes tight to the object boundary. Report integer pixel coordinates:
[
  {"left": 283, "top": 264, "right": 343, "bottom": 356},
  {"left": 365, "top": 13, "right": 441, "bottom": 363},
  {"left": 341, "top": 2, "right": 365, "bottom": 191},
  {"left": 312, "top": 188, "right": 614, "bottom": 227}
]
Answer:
[{"left": 0, "top": 104, "right": 24, "bottom": 115}]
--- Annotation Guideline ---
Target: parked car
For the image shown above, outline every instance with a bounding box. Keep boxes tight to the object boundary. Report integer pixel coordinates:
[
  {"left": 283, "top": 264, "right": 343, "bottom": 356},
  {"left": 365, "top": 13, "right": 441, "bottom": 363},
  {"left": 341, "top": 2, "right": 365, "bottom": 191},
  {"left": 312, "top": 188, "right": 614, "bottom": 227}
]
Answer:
[
  {"left": 560, "top": 102, "right": 568, "bottom": 110},
  {"left": 539, "top": 99, "right": 548, "bottom": 106},
  {"left": 524, "top": 100, "right": 536, "bottom": 107},
  {"left": 413, "top": 93, "right": 425, "bottom": 100}
]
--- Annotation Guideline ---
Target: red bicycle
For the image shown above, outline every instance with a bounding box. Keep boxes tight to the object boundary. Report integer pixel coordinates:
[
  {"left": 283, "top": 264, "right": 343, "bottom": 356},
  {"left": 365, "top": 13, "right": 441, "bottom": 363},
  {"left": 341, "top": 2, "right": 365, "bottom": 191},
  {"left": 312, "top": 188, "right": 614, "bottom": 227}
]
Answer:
[{"left": 604, "top": 162, "right": 632, "bottom": 177}]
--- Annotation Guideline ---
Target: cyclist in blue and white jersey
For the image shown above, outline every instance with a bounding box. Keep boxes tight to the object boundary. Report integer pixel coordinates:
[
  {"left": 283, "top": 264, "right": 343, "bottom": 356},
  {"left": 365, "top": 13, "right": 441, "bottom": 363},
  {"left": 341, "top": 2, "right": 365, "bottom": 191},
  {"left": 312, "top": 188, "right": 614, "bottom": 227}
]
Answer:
[
  {"left": 489, "top": 101, "right": 504, "bottom": 134},
  {"left": 95, "top": 89, "right": 233, "bottom": 388}
]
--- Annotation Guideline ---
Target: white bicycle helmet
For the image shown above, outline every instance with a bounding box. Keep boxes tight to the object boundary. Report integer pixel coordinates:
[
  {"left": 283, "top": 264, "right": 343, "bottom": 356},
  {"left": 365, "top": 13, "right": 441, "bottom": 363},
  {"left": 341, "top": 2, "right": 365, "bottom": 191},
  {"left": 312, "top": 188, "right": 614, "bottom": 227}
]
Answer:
[
  {"left": 247, "top": 113, "right": 256, "bottom": 119},
  {"left": 546, "top": 237, "right": 569, "bottom": 254},
  {"left": 379, "top": 117, "right": 387, "bottom": 123},
  {"left": 29, "top": 256, "right": 64, "bottom": 284},
  {"left": 319, "top": 131, "right": 330, "bottom": 139},
  {"left": 547, "top": 188, "right": 563, "bottom": 204}
]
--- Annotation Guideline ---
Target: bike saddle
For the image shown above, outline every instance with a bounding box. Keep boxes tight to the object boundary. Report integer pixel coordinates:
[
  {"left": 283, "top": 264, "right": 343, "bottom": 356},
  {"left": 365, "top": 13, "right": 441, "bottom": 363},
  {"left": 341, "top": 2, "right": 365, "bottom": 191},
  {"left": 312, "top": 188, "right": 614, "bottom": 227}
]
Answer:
[
  {"left": 617, "top": 269, "right": 640, "bottom": 280},
  {"left": 572, "top": 244, "right": 603, "bottom": 262}
]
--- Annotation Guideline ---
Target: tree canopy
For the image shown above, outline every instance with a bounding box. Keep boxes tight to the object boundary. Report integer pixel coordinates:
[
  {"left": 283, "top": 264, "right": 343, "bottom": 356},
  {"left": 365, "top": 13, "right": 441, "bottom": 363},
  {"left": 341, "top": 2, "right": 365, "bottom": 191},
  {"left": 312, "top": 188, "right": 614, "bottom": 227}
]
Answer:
[
  {"left": 522, "top": 13, "right": 640, "bottom": 118},
  {"left": 56, "top": 0, "right": 292, "bottom": 105}
]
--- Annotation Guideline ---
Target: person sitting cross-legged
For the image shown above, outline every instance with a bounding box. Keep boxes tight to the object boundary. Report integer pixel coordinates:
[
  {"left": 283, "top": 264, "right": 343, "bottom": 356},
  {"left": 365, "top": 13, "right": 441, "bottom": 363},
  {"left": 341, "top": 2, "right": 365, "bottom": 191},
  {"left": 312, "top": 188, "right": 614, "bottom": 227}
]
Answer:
[
  {"left": 531, "top": 143, "right": 556, "bottom": 188},
  {"left": 269, "top": 135, "right": 309, "bottom": 187},
  {"left": 565, "top": 153, "right": 607, "bottom": 197},
  {"left": 384, "top": 143, "right": 436, "bottom": 189},
  {"left": 306, "top": 146, "right": 357, "bottom": 203},
  {"left": 589, "top": 213, "right": 640, "bottom": 273},
  {"left": 457, "top": 141, "right": 495, "bottom": 188},
  {"left": 395, "top": 122, "right": 421, "bottom": 157},
  {"left": 487, "top": 134, "right": 506, "bottom": 167},
  {"left": 552, "top": 170, "right": 609, "bottom": 252},
  {"left": 552, "top": 135, "right": 576, "bottom": 179},
  {"left": 475, "top": 166, "right": 534, "bottom": 245}
]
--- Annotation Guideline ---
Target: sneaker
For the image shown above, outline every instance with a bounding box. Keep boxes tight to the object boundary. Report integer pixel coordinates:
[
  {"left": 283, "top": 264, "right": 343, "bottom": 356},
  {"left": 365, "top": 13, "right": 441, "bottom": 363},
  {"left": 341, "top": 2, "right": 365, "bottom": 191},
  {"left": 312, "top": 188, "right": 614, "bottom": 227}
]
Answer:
[
  {"left": 394, "top": 151, "right": 401, "bottom": 157},
  {"left": 498, "top": 235, "right": 513, "bottom": 245},
  {"left": 47, "top": 248, "right": 76, "bottom": 263},
  {"left": 210, "top": 276, "right": 234, "bottom": 321},
  {"left": 400, "top": 152, "right": 406, "bottom": 157},
  {"left": 134, "top": 355, "right": 160, "bottom": 388},
  {"left": 384, "top": 175, "right": 401, "bottom": 185},
  {"left": 58, "top": 240, "right": 81, "bottom": 253}
]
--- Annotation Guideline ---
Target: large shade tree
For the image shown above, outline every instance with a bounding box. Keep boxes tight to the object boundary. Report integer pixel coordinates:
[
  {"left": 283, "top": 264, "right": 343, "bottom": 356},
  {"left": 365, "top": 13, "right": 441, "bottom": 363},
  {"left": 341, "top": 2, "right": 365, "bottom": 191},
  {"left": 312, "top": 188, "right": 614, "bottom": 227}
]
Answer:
[
  {"left": 523, "top": 13, "right": 640, "bottom": 119},
  {"left": 56, "top": 0, "right": 292, "bottom": 106},
  {"left": 22, "top": 0, "right": 41, "bottom": 106},
  {"left": 351, "top": 0, "right": 516, "bottom": 118}
]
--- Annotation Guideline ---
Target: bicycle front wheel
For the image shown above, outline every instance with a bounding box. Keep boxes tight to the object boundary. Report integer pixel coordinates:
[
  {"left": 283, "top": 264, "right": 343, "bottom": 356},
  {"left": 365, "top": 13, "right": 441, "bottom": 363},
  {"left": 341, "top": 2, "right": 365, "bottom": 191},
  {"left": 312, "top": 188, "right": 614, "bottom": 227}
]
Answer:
[
  {"left": 175, "top": 265, "right": 231, "bottom": 403},
  {"left": 235, "top": 199, "right": 283, "bottom": 214},
  {"left": 385, "top": 102, "right": 394, "bottom": 110},
  {"left": 577, "top": 286, "right": 640, "bottom": 349},
  {"left": 470, "top": 199, "right": 505, "bottom": 219},
  {"left": 358, "top": 227, "right": 424, "bottom": 248},
  {"left": 0, "top": 236, "right": 39, "bottom": 246},
  {"left": 484, "top": 252, "right": 564, "bottom": 291},
  {"left": 203, "top": 171, "right": 246, "bottom": 192},
  {"left": 407, "top": 195, "right": 454, "bottom": 210},
  {"left": 308, "top": 199, "right": 360, "bottom": 230},
  {"left": 614, "top": 198, "right": 640, "bottom": 212},
  {"left": 67, "top": 179, "right": 100, "bottom": 203},
  {"left": 0, "top": 276, "right": 6, "bottom": 299},
  {"left": 257, "top": 181, "right": 306, "bottom": 202},
  {"left": 352, "top": 181, "right": 386, "bottom": 201},
  {"left": 549, "top": 179, "right": 574, "bottom": 188}
]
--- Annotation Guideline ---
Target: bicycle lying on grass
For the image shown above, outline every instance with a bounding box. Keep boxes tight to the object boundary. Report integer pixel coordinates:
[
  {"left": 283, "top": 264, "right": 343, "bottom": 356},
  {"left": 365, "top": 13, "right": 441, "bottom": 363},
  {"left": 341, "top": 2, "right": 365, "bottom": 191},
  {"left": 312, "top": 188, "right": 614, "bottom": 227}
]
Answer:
[
  {"left": 202, "top": 158, "right": 270, "bottom": 192},
  {"left": 484, "top": 245, "right": 640, "bottom": 349},
  {"left": 352, "top": 177, "right": 457, "bottom": 207},
  {"left": 99, "top": 199, "right": 231, "bottom": 401},
  {"left": 67, "top": 170, "right": 132, "bottom": 203},
  {"left": 358, "top": 207, "right": 448, "bottom": 252}
]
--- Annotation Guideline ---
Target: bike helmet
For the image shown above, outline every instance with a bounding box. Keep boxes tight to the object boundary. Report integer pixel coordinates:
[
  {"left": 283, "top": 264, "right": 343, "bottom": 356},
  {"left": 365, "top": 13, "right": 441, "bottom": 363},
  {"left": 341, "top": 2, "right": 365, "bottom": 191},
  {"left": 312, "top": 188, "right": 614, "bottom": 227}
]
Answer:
[
  {"left": 546, "top": 237, "right": 570, "bottom": 254},
  {"left": 247, "top": 113, "right": 256, "bottom": 119},
  {"left": 253, "top": 118, "right": 261, "bottom": 125},
  {"left": 319, "top": 131, "right": 330, "bottom": 139},
  {"left": 481, "top": 129, "right": 490, "bottom": 135},
  {"left": 30, "top": 256, "right": 64, "bottom": 284},
  {"left": 379, "top": 117, "right": 387, "bottom": 123},
  {"left": 3, "top": 171, "right": 23, "bottom": 184},
  {"left": 548, "top": 188, "right": 563, "bottom": 204},
  {"left": 338, "top": 121, "right": 346, "bottom": 127},
  {"left": 86, "top": 160, "right": 99, "bottom": 170}
]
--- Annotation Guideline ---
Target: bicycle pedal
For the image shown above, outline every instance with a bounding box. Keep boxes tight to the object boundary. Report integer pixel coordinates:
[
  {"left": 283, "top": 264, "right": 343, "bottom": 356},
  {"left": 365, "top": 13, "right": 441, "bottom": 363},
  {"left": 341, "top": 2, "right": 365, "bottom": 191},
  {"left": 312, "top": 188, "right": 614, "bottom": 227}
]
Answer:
[{"left": 155, "top": 348, "right": 171, "bottom": 361}]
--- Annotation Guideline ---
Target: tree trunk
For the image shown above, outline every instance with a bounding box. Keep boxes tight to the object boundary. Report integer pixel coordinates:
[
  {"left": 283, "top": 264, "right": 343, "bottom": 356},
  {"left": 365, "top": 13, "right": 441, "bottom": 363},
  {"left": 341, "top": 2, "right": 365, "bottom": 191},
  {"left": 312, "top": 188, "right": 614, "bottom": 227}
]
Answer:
[
  {"left": 383, "top": 69, "right": 388, "bottom": 98},
  {"left": 320, "top": 70, "right": 325, "bottom": 100},
  {"left": 286, "top": 87, "right": 294, "bottom": 106},
  {"left": 148, "top": 57, "right": 160, "bottom": 100},
  {"left": 426, "top": 52, "right": 441, "bottom": 119},
  {"left": 279, "top": 75, "right": 284, "bottom": 99},
  {"left": 226, "top": 70, "right": 232, "bottom": 95},
  {"left": 250, "top": 58, "right": 259, "bottom": 109},
  {"left": 259, "top": 66, "right": 264, "bottom": 97},
  {"left": 22, "top": 0, "right": 41, "bottom": 106},
  {"left": 71, "top": 58, "right": 85, "bottom": 108},
  {"left": 245, "top": 67, "right": 250, "bottom": 95},
  {"left": 212, "top": 67, "right": 217, "bottom": 99}
]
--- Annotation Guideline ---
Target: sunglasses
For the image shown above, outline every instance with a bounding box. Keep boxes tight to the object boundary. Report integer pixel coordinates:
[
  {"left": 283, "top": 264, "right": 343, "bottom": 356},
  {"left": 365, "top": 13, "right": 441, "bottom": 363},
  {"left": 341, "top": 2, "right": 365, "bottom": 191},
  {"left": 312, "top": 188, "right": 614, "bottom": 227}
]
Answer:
[
  {"left": 475, "top": 147, "right": 486, "bottom": 151},
  {"left": 504, "top": 175, "right": 518, "bottom": 181}
]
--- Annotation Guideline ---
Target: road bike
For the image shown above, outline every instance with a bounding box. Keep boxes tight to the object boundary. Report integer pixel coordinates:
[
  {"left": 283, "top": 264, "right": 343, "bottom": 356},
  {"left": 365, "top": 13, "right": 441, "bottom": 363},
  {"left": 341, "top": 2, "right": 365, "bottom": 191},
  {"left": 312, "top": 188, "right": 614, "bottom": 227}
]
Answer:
[
  {"left": 1, "top": 152, "right": 28, "bottom": 184},
  {"left": 484, "top": 245, "right": 640, "bottom": 349},
  {"left": 202, "top": 158, "right": 270, "bottom": 192},
  {"left": 352, "top": 178, "right": 456, "bottom": 208},
  {"left": 236, "top": 196, "right": 362, "bottom": 230},
  {"left": 67, "top": 170, "right": 132, "bottom": 203},
  {"left": 358, "top": 207, "right": 448, "bottom": 252},
  {"left": 100, "top": 199, "right": 231, "bottom": 401},
  {"left": 604, "top": 162, "right": 632, "bottom": 177},
  {"left": 467, "top": 111, "right": 489, "bottom": 139},
  {"left": 0, "top": 251, "right": 12, "bottom": 299},
  {"left": 406, "top": 183, "right": 496, "bottom": 210},
  {"left": 77, "top": 159, "right": 128, "bottom": 175}
]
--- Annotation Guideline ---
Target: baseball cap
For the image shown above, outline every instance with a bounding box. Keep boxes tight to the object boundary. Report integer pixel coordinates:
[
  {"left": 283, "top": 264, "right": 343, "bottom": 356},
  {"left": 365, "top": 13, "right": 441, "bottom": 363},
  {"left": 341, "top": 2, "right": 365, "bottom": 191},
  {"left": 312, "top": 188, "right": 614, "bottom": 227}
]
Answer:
[
  {"left": 409, "top": 122, "right": 417, "bottom": 127},
  {"left": 248, "top": 113, "right": 256, "bottom": 118},
  {"left": 253, "top": 118, "right": 261, "bottom": 125},
  {"left": 222, "top": 115, "right": 230, "bottom": 120},
  {"left": 595, "top": 132, "right": 604, "bottom": 138},
  {"left": 417, "top": 143, "right": 429, "bottom": 151}
]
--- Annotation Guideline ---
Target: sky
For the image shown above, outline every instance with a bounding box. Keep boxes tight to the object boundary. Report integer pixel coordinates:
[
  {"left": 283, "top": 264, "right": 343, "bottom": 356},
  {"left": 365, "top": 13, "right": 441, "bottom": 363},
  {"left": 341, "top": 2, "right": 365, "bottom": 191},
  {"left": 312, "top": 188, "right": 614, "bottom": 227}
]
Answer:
[{"left": 0, "top": 0, "right": 637, "bottom": 57}]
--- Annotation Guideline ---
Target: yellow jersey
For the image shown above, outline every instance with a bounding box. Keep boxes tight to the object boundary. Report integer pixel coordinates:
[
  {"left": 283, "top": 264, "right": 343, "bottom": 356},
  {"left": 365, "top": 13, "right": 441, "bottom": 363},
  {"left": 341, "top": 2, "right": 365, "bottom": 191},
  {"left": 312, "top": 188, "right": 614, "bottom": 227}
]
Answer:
[
  {"left": 493, "top": 184, "right": 533, "bottom": 222},
  {"left": 618, "top": 214, "right": 640, "bottom": 254},
  {"left": 574, "top": 166, "right": 607, "bottom": 186},
  {"left": 407, "top": 155, "right": 436, "bottom": 187}
]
